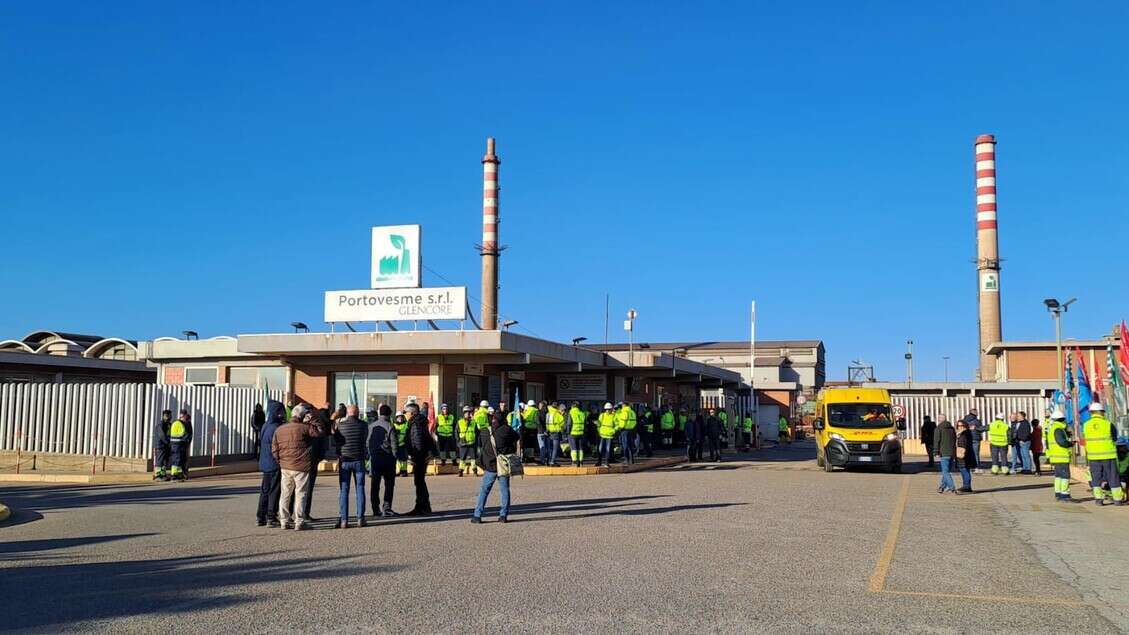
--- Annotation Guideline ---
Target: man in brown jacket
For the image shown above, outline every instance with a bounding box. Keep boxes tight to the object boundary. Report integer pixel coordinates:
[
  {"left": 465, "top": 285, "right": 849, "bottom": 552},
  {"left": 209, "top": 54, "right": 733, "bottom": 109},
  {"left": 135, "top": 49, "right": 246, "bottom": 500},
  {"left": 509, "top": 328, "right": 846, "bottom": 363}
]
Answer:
[{"left": 272, "top": 404, "right": 323, "bottom": 530}]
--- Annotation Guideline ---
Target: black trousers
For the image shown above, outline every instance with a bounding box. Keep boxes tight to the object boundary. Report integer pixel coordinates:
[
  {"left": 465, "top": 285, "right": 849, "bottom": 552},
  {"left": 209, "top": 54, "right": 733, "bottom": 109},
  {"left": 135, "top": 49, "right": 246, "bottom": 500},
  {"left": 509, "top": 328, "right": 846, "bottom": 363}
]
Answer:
[
  {"left": 370, "top": 461, "right": 396, "bottom": 513},
  {"left": 257, "top": 469, "right": 281, "bottom": 523},
  {"left": 302, "top": 444, "right": 326, "bottom": 518},
  {"left": 706, "top": 435, "right": 720, "bottom": 460},
  {"left": 924, "top": 442, "right": 934, "bottom": 465},
  {"left": 410, "top": 453, "right": 431, "bottom": 512},
  {"left": 640, "top": 429, "right": 653, "bottom": 456},
  {"left": 154, "top": 441, "right": 170, "bottom": 470}
]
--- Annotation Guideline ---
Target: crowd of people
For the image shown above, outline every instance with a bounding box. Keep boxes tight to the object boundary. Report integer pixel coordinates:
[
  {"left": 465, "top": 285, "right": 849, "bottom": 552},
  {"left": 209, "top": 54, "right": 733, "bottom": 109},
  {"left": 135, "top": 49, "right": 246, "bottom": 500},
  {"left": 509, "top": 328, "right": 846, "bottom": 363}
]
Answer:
[
  {"left": 233, "top": 396, "right": 764, "bottom": 529},
  {"left": 919, "top": 404, "right": 1128, "bottom": 505}
]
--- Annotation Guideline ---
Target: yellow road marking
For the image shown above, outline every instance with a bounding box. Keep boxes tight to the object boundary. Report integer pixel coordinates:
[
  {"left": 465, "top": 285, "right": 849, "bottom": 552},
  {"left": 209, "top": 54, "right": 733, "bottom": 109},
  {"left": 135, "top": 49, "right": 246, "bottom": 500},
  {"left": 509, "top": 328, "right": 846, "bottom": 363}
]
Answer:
[
  {"left": 868, "top": 475, "right": 909, "bottom": 592},
  {"left": 878, "top": 589, "right": 1088, "bottom": 607}
]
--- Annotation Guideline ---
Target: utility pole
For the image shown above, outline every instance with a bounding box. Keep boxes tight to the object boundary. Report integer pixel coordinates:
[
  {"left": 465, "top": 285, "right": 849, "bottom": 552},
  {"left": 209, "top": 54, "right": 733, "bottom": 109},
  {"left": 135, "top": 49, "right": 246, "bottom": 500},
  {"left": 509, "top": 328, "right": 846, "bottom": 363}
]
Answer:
[{"left": 943, "top": 356, "right": 950, "bottom": 383}]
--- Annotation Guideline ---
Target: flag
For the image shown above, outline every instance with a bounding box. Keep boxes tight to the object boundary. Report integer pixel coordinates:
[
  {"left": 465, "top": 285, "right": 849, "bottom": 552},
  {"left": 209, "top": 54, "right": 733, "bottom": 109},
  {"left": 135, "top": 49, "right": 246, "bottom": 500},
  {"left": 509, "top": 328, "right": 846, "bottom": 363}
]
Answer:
[
  {"left": 511, "top": 385, "right": 522, "bottom": 432},
  {"left": 1093, "top": 352, "right": 1106, "bottom": 401},
  {"left": 1119, "top": 321, "right": 1129, "bottom": 383},
  {"left": 1110, "top": 342, "right": 1129, "bottom": 430},
  {"left": 349, "top": 371, "right": 359, "bottom": 407},
  {"left": 1075, "top": 349, "right": 1093, "bottom": 424},
  {"left": 1064, "top": 354, "right": 1075, "bottom": 425}
]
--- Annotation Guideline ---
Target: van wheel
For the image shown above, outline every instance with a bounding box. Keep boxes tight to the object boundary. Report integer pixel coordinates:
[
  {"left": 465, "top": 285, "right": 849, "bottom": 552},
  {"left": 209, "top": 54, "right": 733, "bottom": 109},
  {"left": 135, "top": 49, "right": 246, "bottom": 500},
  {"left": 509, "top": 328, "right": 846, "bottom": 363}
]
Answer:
[
  {"left": 816, "top": 452, "right": 824, "bottom": 467},
  {"left": 888, "top": 462, "right": 902, "bottom": 474},
  {"left": 822, "top": 450, "right": 834, "bottom": 472}
]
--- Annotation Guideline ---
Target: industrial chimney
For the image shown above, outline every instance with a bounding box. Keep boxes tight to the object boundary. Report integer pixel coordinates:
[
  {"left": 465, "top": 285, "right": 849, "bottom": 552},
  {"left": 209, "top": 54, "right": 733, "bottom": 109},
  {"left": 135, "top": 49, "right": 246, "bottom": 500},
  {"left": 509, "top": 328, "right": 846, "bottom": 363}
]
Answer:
[
  {"left": 975, "top": 134, "right": 1002, "bottom": 381},
  {"left": 480, "top": 138, "right": 500, "bottom": 330}
]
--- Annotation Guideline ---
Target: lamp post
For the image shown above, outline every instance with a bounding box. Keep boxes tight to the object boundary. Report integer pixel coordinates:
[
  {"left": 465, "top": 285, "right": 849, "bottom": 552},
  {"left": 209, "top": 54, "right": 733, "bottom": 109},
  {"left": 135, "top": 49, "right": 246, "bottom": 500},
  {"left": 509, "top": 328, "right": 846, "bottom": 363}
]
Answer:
[
  {"left": 943, "top": 356, "right": 950, "bottom": 383},
  {"left": 905, "top": 339, "right": 914, "bottom": 386},
  {"left": 624, "top": 309, "right": 637, "bottom": 367},
  {"left": 1044, "top": 298, "right": 1076, "bottom": 394},
  {"left": 502, "top": 320, "right": 518, "bottom": 331}
]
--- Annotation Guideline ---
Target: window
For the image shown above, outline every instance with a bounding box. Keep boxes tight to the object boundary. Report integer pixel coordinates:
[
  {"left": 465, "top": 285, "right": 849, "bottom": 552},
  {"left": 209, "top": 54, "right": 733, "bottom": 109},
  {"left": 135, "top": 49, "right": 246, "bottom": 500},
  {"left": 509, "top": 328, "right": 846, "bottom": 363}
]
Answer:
[
  {"left": 228, "top": 366, "right": 288, "bottom": 391},
  {"left": 333, "top": 372, "right": 398, "bottom": 413},
  {"left": 184, "top": 367, "right": 218, "bottom": 385}
]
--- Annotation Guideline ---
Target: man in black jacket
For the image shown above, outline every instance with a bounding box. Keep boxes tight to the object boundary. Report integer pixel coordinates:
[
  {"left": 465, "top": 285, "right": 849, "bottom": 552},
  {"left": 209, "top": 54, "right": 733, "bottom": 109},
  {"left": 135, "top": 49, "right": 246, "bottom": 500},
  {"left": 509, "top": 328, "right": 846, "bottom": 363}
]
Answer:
[
  {"left": 405, "top": 402, "right": 436, "bottom": 516},
  {"left": 920, "top": 415, "right": 937, "bottom": 467},
  {"left": 153, "top": 410, "right": 172, "bottom": 481},
  {"left": 333, "top": 405, "right": 368, "bottom": 528},
  {"left": 1013, "top": 412, "right": 1033, "bottom": 474},
  {"left": 367, "top": 405, "right": 398, "bottom": 517},
  {"left": 301, "top": 403, "right": 333, "bottom": 522},
  {"left": 934, "top": 415, "right": 957, "bottom": 494},
  {"left": 704, "top": 407, "right": 723, "bottom": 462}
]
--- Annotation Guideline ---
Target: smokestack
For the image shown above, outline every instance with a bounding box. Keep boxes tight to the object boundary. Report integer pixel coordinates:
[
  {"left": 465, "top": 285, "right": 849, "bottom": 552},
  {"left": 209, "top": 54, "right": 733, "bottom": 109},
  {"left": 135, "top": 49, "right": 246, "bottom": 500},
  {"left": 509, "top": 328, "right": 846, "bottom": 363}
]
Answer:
[
  {"left": 480, "top": 137, "right": 500, "bottom": 330},
  {"left": 975, "top": 134, "right": 1002, "bottom": 381}
]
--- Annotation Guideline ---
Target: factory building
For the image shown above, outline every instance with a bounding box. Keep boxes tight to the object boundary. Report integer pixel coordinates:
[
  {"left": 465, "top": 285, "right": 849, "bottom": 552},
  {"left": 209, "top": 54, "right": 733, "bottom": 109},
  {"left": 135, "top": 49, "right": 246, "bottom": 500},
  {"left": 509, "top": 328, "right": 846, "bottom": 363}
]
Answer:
[{"left": 0, "top": 330, "right": 155, "bottom": 383}]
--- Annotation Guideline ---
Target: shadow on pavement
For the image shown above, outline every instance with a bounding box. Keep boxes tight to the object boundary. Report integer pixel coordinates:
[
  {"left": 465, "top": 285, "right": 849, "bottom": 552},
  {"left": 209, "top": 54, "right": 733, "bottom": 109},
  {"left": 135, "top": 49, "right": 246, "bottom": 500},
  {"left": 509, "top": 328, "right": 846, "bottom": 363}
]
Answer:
[
  {"left": 0, "top": 552, "right": 400, "bottom": 630},
  {"left": 0, "top": 533, "right": 154, "bottom": 556},
  {"left": 505, "top": 501, "right": 747, "bottom": 523},
  {"left": 0, "top": 484, "right": 257, "bottom": 514},
  {"left": 357, "top": 494, "right": 671, "bottom": 527}
]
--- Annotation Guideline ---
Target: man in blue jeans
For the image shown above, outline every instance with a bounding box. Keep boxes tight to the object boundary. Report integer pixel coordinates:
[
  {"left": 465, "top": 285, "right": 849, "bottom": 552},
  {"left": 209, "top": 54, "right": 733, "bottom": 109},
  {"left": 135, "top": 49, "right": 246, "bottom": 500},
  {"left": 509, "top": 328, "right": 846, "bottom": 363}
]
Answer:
[
  {"left": 1013, "top": 412, "right": 1033, "bottom": 474},
  {"left": 333, "top": 405, "right": 369, "bottom": 528},
  {"left": 473, "top": 413, "right": 520, "bottom": 523},
  {"left": 934, "top": 415, "right": 957, "bottom": 494}
]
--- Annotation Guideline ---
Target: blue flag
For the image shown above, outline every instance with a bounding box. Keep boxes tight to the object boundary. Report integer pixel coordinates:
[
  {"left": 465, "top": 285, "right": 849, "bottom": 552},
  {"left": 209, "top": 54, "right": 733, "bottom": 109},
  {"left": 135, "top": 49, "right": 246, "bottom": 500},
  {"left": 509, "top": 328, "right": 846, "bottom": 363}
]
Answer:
[
  {"left": 1076, "top": 356, "right": 1093, "bottom": 424},
  {"left": 1064, "top": 355, "right": 1075, "bottom": 425},
  {"left": 511, "top": 385, "right": 522, "bottom": 432}
]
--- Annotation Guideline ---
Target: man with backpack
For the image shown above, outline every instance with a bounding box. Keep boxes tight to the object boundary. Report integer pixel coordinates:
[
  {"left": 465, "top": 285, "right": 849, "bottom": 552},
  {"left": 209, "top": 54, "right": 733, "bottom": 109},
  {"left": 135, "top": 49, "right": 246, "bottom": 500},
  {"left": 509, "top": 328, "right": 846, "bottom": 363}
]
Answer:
[{"left": 367, "top": 404, "right": 398, "bottom": 517}]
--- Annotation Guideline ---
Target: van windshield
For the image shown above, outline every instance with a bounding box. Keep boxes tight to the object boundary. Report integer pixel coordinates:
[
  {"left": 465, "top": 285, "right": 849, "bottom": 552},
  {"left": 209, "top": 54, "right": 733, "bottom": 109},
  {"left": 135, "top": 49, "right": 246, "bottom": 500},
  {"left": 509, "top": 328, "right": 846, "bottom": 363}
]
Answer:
[{"left": 828, "top": 403, "right": 892, "bottom": 428}]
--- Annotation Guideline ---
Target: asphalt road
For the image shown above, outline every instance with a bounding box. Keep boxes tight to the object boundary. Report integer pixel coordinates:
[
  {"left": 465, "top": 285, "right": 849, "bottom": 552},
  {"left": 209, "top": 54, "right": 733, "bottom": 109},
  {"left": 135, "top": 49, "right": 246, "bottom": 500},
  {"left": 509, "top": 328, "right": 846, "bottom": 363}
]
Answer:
[{"left": 2, "top": 441, "right": 1127, "bottom": 634}]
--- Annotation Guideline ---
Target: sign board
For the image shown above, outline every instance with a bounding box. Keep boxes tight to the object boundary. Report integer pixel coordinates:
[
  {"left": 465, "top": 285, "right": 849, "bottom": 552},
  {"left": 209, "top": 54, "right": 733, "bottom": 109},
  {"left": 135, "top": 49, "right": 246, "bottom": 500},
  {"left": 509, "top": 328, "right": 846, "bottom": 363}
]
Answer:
[
  {"left": 371, "top": 225, "right": 421, "bottom": 288},
  {"left": 557, "top": 374, "right": 608, "bottom": 401},
  {"left": 462, "top": 363, "right": 485, "bottom": 376},
  {"left": 507, "top": 371, "right": 525, "bottom": 380},
  {"left": 892, "top": 404, "right": 906, "bottom": 419},
  {"left": 796, "top": 394, "right": 808, "bottom": 405},
  {"left": 325, "top": 287, "right": 467, "bottom": 323},
  {"left": 979, "top": 271, "right": 999, "bottom": 293}
]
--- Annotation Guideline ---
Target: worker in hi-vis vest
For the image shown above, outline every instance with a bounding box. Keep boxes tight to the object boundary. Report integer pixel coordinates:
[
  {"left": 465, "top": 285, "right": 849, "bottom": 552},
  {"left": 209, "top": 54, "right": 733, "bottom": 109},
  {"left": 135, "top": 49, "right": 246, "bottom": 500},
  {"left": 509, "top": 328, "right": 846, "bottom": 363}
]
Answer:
[
  {"left": 988, "top": 413, "right": 1009, "bottom": 474},
  {"left": 741, "top": 413, "right": 754, "bottom": 451},
  {"left": 457, "top": 406, "right": 478, "bottom": 477},
  {"left": 545, "top": 402, "right": 565, "bottom": 467},
  {"left": 1045, "top": 409, "right": 1073, "bottom": 501},
  {"left": 597, "top": 403, "right": 618, "bottom": 468},
  {"left": 169, "top": 409, "right": 193, "bottom": 481},
  {"left": 435, "top": 404, "right": 456, "bottom": 466},
  {"left": 1085, "top": 403, "right": 1125, "bottom": 506},
  {"left": 660, "top": 407, "right": 676, "bottom": 448},
  {"left": 568, "top": 402, "right": 587, "bottom": 467},
  {"left": 153, "top": 409, "right": 173, "bottom": 481},
  {"left": 616, "top": 403, "right": 638, "bottom": 465}
]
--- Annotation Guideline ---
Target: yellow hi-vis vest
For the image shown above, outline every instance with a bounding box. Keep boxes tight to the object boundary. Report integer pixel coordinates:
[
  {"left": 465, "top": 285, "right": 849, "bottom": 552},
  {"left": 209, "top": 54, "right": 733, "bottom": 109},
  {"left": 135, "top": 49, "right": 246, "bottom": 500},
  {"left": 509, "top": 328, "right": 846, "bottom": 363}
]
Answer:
[
  {"left": 473, "top": 407, "right": 490, "bottom": 430},
  {"left": 616, "top": 406, "right": 637, "bottom": 430},
  {"left": 458, "top": 417, "right": 476, "bottom": 444},
  {"left": 1084, "top": 415, "right": 1116, "bottom": 461},
  {"left": 743, "top": 416, "right": 753, "bottom": 432},
  {"left": 436, "top": 413, "right": 455, "bottom": 437},
  {"left": 598, "top": 412, "right": 618, "bottom": 439},
  {"left": 546, "top": 407, "right": 564, "bottom": 433},
  {"left": 170, "top": 419, "right": 188, "bottom": 441},
  {"left": 569, "top": 407, "right": 586, "bottom": 436},
  {"left": 778, "top": 417, "right": 789, "bottom": 432},
  {"left": 394, "top": 420, "right": 409, "bottom": 444},
  {"left": 988, "top": 419, "right": 1009, "bottom": 447},
  {"left": 1046, "top": 420, "right": 1070, "bottom": 464},
  {"left": 643, "top": 410, "right": 654, "bottom": 432},
  {"left": 522, "top": 407, "right": 539, "bottom": 430},
  {"left": 661, "top": 411, "right": 675, "bottom": 430}
]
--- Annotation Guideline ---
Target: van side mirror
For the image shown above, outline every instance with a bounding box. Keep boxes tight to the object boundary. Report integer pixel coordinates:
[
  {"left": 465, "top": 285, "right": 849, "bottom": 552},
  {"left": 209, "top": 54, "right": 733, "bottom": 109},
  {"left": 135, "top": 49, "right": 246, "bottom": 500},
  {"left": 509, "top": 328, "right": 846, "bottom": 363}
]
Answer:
[
  {"left": 813, "top": 418, "right": 824, "bottom": 430},
  {"left": 896, "top": 417, "right": 906, "bottom": 431}
]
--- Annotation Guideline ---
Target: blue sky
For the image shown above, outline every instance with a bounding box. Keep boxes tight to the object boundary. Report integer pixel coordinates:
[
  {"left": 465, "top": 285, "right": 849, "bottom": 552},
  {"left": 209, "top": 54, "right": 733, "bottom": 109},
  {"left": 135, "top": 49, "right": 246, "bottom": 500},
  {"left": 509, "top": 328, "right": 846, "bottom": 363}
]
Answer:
[{"left": 2, "top": 2, "right": 1126, "bottom": 381}]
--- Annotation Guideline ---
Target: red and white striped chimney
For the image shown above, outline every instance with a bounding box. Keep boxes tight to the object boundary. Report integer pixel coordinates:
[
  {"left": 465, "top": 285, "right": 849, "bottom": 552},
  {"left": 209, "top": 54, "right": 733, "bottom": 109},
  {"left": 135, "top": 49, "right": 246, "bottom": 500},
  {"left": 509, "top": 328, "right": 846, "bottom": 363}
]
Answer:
[
  {"left": 975, "top": 134, "right": 1002, "bottom": 381},
  {"left": 480, "top": 138, "right": 500, "bottom": 330}
]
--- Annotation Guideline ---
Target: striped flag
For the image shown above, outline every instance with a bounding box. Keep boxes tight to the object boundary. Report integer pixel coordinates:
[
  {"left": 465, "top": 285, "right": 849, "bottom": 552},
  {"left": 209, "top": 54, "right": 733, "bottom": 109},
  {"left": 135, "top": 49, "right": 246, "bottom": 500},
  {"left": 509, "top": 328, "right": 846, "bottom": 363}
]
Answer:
[
  {"left": 1119, "top": 321, "right": 1129, "bottom": 383},
  {"left": 349, "top": 371, "right": 359, "bottom": 407}
]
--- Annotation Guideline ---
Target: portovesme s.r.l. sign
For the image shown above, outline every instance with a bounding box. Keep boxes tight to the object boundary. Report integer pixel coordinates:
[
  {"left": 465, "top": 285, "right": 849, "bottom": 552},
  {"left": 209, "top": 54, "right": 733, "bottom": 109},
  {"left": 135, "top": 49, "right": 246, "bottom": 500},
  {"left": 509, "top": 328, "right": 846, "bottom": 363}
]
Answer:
[
  {"left": 371, "top": 225, "right": 421, "bottom": 289},
  {"left": 325, "top": 287, "right": 467, "bottom": 323}
]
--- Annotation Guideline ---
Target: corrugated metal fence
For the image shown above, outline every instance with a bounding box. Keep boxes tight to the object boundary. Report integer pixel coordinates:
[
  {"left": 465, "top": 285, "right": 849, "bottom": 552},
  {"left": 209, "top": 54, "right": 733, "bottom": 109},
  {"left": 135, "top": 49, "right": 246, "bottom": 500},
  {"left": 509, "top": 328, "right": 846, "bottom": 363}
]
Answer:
[
  {"left": 0, "top": 383, "right": 284, "bottom": 459},
  {"left": 892, "top": 394, "right": 1052, "bottom": 440}
]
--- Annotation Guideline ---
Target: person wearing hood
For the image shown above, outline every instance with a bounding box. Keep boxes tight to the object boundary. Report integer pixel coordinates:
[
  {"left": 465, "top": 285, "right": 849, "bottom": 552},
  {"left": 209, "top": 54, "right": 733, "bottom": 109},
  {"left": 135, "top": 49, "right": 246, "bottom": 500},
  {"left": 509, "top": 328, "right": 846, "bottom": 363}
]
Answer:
[
  {"left": 256, "top": 401, "right": 285, "bottom": 527},
  {"left": 367, "top": 404, "right": 399, "bottom": 517},
  {"left": 920, "top": 415, "right": 936, "bottom": 468},
  {"left": 153, "top": 409, "right": 173, "bottom": 481},
  {"left": 251, "top": 403, "right": 266, "bottom": 459},
  {"left": 962, "top": 409, "right": 985, "bottom": 473},
  {"left": 934, "top": 415, "right": 957, "bottom": 494}
]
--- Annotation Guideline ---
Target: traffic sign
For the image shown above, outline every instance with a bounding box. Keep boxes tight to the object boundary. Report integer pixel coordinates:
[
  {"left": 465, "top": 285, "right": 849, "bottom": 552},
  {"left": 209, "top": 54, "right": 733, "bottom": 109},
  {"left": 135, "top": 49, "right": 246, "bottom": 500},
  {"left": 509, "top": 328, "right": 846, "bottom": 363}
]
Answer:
[
  {"left": 892, "top": 404, "right": 906, "bottom": 418},
  {"left": 796, "top": 395, "right": 807, "bottom": 405}
]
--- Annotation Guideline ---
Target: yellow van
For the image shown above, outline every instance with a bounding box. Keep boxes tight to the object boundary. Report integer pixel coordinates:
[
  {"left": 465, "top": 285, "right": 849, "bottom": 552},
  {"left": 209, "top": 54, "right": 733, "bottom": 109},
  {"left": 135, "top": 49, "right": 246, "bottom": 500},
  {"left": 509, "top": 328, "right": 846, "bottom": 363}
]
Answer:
[{"left": 813, "top": 387, "right": 904, "bottom": 473}]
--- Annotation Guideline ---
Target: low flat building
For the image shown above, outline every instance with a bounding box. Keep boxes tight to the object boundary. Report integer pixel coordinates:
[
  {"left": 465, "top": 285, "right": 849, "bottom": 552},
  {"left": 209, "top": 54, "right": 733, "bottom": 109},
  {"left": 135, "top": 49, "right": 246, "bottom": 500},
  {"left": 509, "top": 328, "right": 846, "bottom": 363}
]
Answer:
[
  {"left": 0, "top": 330, "right": 155, "bottom": 383},
  {"left": 138, "top": 330, "right": 744, "bottom": 413},
  {"left": 986, "top": 339, "right": 1120, "bottom": 383}
]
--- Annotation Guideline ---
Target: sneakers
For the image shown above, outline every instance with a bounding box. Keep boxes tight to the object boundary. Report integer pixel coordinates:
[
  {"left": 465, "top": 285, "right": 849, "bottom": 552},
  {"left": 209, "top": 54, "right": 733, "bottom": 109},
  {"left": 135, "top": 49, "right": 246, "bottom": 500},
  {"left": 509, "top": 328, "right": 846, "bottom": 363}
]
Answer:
[
  {"left": 268, "top": 520, "right": 281, "bottom": 528},
  {"left": 359, "top": 518, "right": 368, "bottom": 527},
  {"left": 256, "top": 519, "right": 267, "bottom": 527},
  {"left": 281, "top": 521, "right": 293, "bottom": 530},
  {"left": 471, "top": 516, "right": 482, "bottom": 524},
  {"left": 295, "top": 521, "right": 308, "bottom": 531},
  {"left": 499, "top": 516, "right": 508, "bottom": 523},
  {"left": 337, "top": 520, "right": 348, "bottom": 529}
]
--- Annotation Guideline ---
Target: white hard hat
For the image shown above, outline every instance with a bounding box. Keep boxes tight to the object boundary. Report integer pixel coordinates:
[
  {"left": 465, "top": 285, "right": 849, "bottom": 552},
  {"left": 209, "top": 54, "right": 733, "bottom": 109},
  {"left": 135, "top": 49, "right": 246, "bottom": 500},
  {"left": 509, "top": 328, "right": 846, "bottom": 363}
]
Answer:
[
  {"left": 526, "top": 400, "right": 536, "bottom": 407},
  {"left": 1090, "top": 403, "right": 1105, "bottom": 412},
  {"left": 479, "top": 400, "right": 489, "bottom": 407},
  {"left": 1051, "top": 408, "right": 1066, "bottom": 420},
  {"left": 487, "top": 406, "right": 495, "bottom": 414},
  {"left": 995, "top": 413, "right": 1006, "bottom": 420},
  {"left": 603, "top": 402, "right": 613, "bottom": 410}
]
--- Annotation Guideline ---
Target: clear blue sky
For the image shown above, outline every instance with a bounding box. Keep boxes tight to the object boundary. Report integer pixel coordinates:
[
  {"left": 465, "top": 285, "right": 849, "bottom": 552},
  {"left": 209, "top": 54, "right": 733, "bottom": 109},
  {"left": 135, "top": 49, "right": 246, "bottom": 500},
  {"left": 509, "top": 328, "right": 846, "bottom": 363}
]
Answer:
[{"left": 2, "top": 2, "right": 1127, "bottom": 381}]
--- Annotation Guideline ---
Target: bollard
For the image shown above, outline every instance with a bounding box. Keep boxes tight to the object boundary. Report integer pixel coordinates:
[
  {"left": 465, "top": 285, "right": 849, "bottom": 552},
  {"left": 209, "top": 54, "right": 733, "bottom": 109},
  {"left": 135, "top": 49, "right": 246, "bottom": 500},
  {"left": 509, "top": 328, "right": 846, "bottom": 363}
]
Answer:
[
  {"left": 15, "top": 433, "right": 22, "bottom": 475},
  {"left": 91, "top": 432, "right": 98, "bottom": 476},
  {"left": 211, "top": 420, "right": 217, "bottom": 468}
]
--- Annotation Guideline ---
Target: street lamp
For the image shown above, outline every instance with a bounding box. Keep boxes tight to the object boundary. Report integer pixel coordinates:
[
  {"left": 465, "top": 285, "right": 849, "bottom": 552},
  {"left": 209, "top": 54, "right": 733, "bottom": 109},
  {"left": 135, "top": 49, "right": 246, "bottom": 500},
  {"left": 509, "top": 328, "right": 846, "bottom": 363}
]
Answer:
[
  {"left": 571, "top": 337, "right": 587, "bottom": 346},
  {"left": 1044, "top": 297, "right": 1077, "bottom": 393},
  {"left": 943, "top": 356, "right": 950, "bottom": 383},
  {"left": 502, "top": 320, "right": 518, "bottom": 331},
  {"left": 905, "top": 339, "right": 914, "bottom": 385},
  {"left": 624, "top": 309, "right": 637, "bottom": 367},
  {"left": 182, "top": 330, "right": 198, "bottom": 341},
  {"left": 290, "top": 321, "right": 309, "bottom": 333}
]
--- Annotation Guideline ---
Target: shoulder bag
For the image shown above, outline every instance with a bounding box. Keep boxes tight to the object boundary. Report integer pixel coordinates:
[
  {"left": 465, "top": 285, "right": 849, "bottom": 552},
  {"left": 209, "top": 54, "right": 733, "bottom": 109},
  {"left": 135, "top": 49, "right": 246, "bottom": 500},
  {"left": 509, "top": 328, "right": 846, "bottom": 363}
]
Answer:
[{"left": 488, "top": 426, "right": 523, "bottom": 477}]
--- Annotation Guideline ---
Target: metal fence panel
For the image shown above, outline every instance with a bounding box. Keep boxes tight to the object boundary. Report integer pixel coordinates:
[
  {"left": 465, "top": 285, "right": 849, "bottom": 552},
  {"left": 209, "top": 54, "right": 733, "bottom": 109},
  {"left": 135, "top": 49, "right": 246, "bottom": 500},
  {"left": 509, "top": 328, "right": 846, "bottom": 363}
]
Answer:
[
  {"left": 892, "top": 394, "right": 1051, "bottom": 439},
  {"left": 0, "top": 383, "right": 284, "bottom": 459}
]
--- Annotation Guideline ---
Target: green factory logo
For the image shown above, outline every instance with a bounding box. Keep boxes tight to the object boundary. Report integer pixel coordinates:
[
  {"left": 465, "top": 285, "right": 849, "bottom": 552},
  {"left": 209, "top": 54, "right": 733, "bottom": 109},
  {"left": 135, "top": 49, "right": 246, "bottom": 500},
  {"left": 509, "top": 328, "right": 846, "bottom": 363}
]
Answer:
[{"left": 377, "top": 234, "right": 411, "bottom": 280}]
